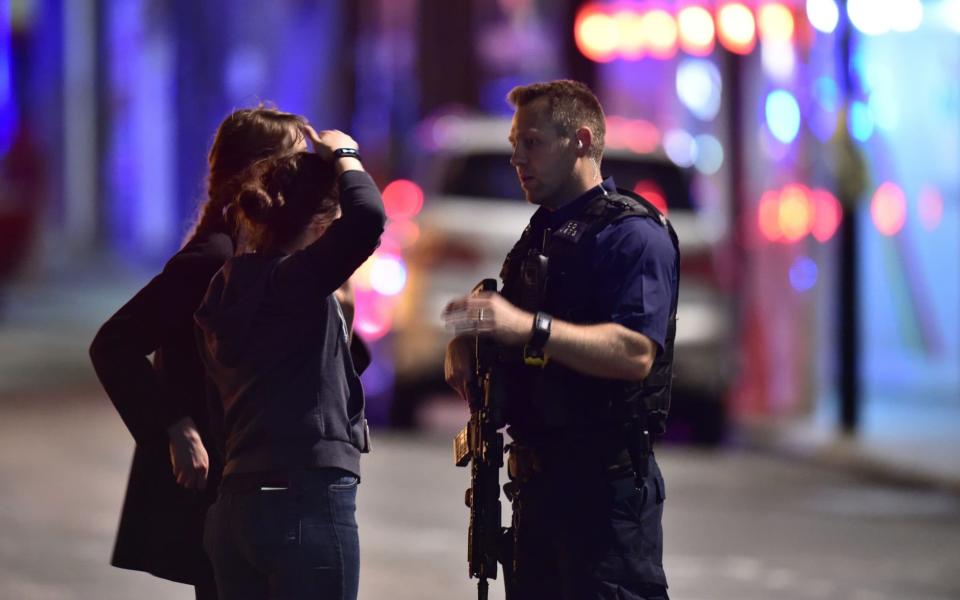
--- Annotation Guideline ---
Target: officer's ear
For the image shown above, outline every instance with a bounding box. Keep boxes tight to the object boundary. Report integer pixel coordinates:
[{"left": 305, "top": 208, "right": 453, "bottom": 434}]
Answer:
[{"left": 574, "top": 127, "right": 592, "bottom": 157}]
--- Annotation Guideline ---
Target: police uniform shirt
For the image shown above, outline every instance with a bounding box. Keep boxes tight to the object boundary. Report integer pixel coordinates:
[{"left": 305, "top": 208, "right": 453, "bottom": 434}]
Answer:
[{"left": 531, "top": 176, "right": 678, "bottom": 352}]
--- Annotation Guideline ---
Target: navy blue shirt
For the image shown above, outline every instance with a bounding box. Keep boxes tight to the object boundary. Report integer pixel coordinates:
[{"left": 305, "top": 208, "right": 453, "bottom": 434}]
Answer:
[{"left": 535, "top": 177, "right": 678, "bottom": 351}]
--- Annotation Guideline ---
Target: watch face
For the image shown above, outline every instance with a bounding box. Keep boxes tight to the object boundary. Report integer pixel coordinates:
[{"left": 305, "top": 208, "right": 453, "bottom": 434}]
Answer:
[{"left": 536, "top": 313, "right": 551, "bottom": 331}]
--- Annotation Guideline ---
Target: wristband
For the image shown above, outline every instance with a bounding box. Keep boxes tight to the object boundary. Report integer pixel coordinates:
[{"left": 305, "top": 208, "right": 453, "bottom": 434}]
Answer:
[{"left": 333, "top": 147, "right": 361, "bottom": 162}]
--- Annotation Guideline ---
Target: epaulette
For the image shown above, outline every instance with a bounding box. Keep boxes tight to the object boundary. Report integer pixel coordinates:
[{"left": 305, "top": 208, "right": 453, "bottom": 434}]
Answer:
[{"left": 552, "top": 189, "right": 661, "bottom": 246}]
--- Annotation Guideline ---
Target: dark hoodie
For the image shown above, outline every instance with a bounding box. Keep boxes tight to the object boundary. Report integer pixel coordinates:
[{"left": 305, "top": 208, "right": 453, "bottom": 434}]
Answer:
[{"left": 195, "top": 170, "right": 386, "bottom": 478}]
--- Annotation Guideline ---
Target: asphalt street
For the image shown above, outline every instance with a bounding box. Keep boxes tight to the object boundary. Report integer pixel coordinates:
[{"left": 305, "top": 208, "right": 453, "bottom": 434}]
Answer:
[{"left": 1, "top": 386, "right": 959, "bottom": 600}]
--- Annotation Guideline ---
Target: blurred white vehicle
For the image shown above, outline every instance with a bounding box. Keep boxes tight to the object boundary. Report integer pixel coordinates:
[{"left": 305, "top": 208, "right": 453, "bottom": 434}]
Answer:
[{"left": 390, "top": 114, "right": 734, "bottom": 442}]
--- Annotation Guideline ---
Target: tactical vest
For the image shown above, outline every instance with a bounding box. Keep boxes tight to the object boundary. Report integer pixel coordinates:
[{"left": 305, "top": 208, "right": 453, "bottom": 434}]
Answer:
[{"left": 498, "top": 186, "right": 679, "bottom": 445}]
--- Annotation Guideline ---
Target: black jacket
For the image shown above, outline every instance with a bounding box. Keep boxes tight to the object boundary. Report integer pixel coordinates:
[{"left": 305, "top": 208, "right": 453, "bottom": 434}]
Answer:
[
  {"left": 195, "top": 170, "right": 385, "bottom": 479},
  {"left": 90, "top": 230, "right": 233, "bottom": 584}
]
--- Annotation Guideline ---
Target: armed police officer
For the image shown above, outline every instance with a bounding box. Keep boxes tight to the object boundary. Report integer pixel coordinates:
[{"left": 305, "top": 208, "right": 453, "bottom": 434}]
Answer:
[{"left": 443, "top": 80, "right": 679, "bottom": 600}]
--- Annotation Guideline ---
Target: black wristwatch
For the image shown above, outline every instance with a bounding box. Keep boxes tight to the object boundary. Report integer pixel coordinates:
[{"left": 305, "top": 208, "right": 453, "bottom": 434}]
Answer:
[
  {"left": 523, "top": 311, "right": 552, "bottom": 367},
  {"left": 333, "top": 147, "right": 361, "bottom": 162}
]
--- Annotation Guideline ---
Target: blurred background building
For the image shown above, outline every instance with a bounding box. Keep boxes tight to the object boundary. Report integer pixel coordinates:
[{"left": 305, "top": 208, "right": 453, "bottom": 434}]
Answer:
[
  {"left": 3, "top": 2, "right": 960, "bottom": 599},
  {"left": 2, "top": 0, "right": 959, "bottom": 476}
]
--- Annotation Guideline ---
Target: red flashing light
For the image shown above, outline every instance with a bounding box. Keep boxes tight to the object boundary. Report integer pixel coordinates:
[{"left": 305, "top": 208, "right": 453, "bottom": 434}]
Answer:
[
  {"left": 355, "top": 296, "right": 393, "bottom": 341},
  {"left": 758, "top": 190, "right": 782, "bottom": 242},
  {"left": 573, "top": 3, "right": 797, "bottom": 63},
  {"left": 678, "top": 5, "right": 716, "bottom": 56},
  {"left": 575, "top": 6, "right": 620, "bottom": 63},
  {"left": 606, "top": 117, "right": 661, "bottom": 154},
  {"left": 605, "top": 115, "right": 629, "bottom": 150},
  {"left": 643, "top": 9, "right": 679, "bottom": 59},
  {"left": 810, "top": 189, "right": 842, "bottom": 242},
  {"left": 760, "top": 185, "right": 844, "bottom": 244},
  {"left": 614, "top": 10, "right": 646, "bottom": 59},
  {"left": 717, "top": 3, "right": 757, "bottom": 55},
  {"left": 382, "top": 179, "right": 424, "bottom": 220},
  {"left": 778, "top": 184, "right": 812, "bottom": 242},
  {"left": 757, "top": 3, "right": 795, "bottom": 44},
  {"left": 634, "top": 180, "right": 668, "bottom": 216},
  {"left": 354, "top": 280, "right": 402, "bottom": 340},
  {"left": 871, "top": 182, "right": 906, "bottom": 236},
  {"left": 624, "top": 119, "right": 661, "bottom": 154}
]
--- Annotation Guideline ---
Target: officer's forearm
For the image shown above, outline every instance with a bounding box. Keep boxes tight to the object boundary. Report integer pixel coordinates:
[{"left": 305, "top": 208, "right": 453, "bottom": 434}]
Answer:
[{"left": 543, "top": 320, "right": 655, "bottom": 381}]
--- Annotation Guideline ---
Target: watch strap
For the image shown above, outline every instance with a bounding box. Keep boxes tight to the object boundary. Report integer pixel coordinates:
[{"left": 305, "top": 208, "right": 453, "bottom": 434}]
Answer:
[
  {"left": 528, "top": 311, "right": 552, "bottom": 351},
  {"left": 332, "top": 147, "right": 361, "bottom": 161}
]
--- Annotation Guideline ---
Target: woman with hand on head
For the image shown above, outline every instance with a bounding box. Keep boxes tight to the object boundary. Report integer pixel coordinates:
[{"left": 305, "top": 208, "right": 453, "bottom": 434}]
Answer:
[
  {"left": 195, "top": 130, "right": 385, "bottom": 600},
  {"left": 90, "top": 106, "right": 320, "bottom": 600}
]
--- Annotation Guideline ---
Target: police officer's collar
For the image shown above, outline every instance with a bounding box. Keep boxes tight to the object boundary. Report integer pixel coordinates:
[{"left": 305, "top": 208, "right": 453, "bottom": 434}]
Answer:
[{"left": 540, "top": 177, "right": 617, "bottom": 227}]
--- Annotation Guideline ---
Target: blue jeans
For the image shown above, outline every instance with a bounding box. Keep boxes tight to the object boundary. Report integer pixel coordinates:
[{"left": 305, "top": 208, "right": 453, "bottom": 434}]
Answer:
[{"left": 203, "top": 468, "right": 360, "bottom": 600}]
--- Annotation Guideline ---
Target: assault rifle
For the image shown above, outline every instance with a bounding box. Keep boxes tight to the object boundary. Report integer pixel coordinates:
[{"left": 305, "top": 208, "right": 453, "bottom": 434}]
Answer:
[{"left": 453, "top": 278, "right": 505, "bottom": 600}]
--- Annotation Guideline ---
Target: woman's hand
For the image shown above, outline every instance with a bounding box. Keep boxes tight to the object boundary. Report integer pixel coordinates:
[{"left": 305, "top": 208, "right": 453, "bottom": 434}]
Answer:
[
  {"left": 307, "top": 129, "right": 363, "bottom": 174},
  {"left": 166, "top": 417, "right": 209, "bottom": 491}
]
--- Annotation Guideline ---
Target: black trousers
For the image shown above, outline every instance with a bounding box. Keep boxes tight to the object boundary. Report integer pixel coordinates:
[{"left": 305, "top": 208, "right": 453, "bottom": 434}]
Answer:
[
  {"left": 194, "top": 574, "right": 218, "bottom": 600},
  {"left": 503, "top": 454, "right": 669, "bottom": 600}
]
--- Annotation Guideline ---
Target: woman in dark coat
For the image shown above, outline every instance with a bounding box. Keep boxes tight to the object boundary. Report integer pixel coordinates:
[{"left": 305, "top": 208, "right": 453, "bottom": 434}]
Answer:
[{"left": 89, "top": 106, "right": 317, "bottom": 599}]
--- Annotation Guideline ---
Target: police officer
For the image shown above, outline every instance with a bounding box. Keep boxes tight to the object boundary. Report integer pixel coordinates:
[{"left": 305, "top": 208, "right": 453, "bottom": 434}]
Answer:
[{"left": 444, "top": 80, "right": 678, "bottom": 600}]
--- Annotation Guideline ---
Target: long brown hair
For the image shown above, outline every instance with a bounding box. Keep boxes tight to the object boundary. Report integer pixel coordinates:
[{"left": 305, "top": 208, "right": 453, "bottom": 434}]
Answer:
[
  {"left": 235, "top": 152, "right": 339, "bottom": 252},
  {"left": 185, "top": 105, "right": 309, "bottom": 243}
]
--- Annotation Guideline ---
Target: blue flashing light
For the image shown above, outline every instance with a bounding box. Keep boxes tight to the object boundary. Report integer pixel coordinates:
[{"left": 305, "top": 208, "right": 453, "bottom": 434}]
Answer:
[
  {"left": 810, "top": 109, "right": 837, "bottom": 142},
  {"left": 869, "top": 90, "right": 899, "bottom": 133},
  {"left": 941, "top": 0, "right": 960, "bottom": 33},
  {"left": 0, "top": 4, "right": 16, "bottom": 156},
  {"left": 810, "top": 77, "right": 839, "bottom": 141},
  {"left": 848, "top": 0, "right": 889, "bottom": 36},
  {"left": 849, "top": 101, "right": 874, "bottom": 142},
  {"left": 862, "top": 64, "right": 898, "bottom": 133},
  {"left": 676, "top": 59, "right": 722, "bottom": 122},
  {"left": 789, "top": 256, "right": 818, "bottom": 292},
  {"left": 806, "top": 0, "right": 840, "bottom": 34},
  {"left": 765, "top": 90, "right": 801, "bottom": 144},
  {"left": 483, "top": 76, "right": 530, "bottom": 116},
  {"left": 663, "top": 129, "right": 698, "bottom": 168},
  {"left": 693, "top": 134, "right": 724, "bottom": 175},
  {"left": 224, "top": 45, "right": 268, "bottom": 104},
  {"left": 813, "top": 77, "right": 838, "bottom": 113}
]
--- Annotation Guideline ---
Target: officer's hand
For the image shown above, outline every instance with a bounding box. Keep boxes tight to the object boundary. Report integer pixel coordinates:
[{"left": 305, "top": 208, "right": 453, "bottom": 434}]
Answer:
[
  {"left": 442, "top": 292, "right": 532, "bottom": 346},
  {"left": 444, "top": 335, "right": 475, "bottom": 401},
  {"left": 167, "top": 417, "right": 209, "bottom": 492}
]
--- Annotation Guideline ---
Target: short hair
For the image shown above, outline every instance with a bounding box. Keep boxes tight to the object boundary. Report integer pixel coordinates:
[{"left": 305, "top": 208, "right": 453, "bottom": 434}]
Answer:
[{"left": 506, "top": 79, "right": 606, "bottom": 162}]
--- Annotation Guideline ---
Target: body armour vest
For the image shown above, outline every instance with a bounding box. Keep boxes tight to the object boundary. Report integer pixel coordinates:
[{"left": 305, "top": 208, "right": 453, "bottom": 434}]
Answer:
[{"left": 498, "top": 186, "right": 680, "bottom": 446}]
